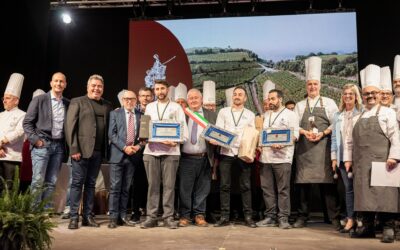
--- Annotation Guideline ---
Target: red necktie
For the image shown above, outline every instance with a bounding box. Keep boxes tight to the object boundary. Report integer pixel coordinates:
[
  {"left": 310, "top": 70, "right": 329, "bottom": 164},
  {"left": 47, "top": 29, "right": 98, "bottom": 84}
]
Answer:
[{"left": 126, "top": 112, "right": 135, "bottom": 145}]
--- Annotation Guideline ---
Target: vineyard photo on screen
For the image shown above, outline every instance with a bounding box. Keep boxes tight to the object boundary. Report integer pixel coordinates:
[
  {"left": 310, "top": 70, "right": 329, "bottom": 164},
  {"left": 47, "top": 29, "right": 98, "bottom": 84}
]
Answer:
[{"left": 129, "top": 12, "right": 358, "bottom": 114}]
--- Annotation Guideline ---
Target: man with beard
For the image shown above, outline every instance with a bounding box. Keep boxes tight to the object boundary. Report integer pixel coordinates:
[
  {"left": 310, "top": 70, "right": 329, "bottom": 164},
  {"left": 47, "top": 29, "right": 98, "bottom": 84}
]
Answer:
[
  {"left": 350, "top": 64, "right": 400, "bottom": 243},
  {"left": 257, "top": 89, "right": 299, "bottom": 229},
  {"left": 140, "top": 80, "right": 188, "bottom": 229},
  {"left": 213, "top": 86, "right": 257, "bottom": 228},
  {"left": 293, "top": 56, "right": 340, "bottom": 229},
  {"left": 65, "top": 74, "right": 113, "bottom": 229}
]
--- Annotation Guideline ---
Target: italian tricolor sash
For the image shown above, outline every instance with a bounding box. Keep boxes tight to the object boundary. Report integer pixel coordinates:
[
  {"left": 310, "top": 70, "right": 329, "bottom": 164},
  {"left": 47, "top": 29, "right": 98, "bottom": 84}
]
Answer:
[{"left": 183, "top": 107, "right": 209, "bottom": 128}]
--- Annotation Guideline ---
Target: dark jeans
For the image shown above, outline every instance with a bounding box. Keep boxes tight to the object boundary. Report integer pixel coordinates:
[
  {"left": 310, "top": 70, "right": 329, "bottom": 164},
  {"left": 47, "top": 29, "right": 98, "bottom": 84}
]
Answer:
[
  {"left": 260, "top": 163, "right": 291, "bottom": 219},
  {"left": 219, "top": 155, "right": 252, "bottom": 218},
  {"left": 179, "top": 155, "right": 211, "bottom": 219},
  {"left": 297, "top": 183, "right": 339, "bottom": 221},
  {"left": 109, "top": 155, "right": 138, "bottom": 219},
  {"left": 143, "top": 154, "right": 179, "bottom": 219},
  {"left": 0, "top": 161, "right": 17, "bottom": 192},
  {"left": 69, "top": 151, "right": 102, "bottom": 219},
  {"left": 338, "top": 162, "right": 354, "bottom": 219}
]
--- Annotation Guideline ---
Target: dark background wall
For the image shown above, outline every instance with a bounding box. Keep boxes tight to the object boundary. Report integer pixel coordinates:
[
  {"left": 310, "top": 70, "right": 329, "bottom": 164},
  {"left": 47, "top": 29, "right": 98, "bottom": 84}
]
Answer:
[{"left": 1, "top": 0, "right": 400, "bottom": 110}]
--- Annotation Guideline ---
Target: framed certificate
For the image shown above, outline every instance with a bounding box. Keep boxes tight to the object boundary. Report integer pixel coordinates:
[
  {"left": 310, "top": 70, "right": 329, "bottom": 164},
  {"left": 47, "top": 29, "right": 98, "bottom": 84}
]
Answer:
[
  {"left": 200, "top": 124, "right": 237, "bottom": 148},
  {"left": 260, "top": 128, "right": 294, "bottom": 146},
  {"left": 148, "top": 120, "right": 184, "bottom": 142}
]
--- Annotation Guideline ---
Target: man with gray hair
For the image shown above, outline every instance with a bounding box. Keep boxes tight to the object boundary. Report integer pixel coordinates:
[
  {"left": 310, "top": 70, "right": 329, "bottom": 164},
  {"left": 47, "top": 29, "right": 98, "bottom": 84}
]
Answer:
[
  {"left": 65, "top": 74, "right": 113, "bottom": 229},
  {"left": 178, "top": 88, "right": 217, "bottom": 227}
]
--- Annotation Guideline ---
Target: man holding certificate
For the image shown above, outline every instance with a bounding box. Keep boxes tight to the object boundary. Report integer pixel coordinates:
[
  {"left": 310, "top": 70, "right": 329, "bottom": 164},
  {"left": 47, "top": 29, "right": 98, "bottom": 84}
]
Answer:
[
  {"left": 257, "top": 89, "right": 299, "bottom": 229},
  {"left": 350, "top": 64, "right": 400, "bottom": 243},
  {"left": 140, "top": 80, "right": 188, "bottom": 229},
  {"left": 213, "top": 86, "right": 257, "bottom": 228},
  {"left": 293, "top": 56, "right": 340, "bottom": 229}
]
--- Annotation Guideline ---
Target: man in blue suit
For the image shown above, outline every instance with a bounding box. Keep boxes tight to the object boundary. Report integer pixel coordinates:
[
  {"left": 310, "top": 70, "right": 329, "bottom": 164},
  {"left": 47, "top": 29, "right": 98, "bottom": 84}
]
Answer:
[{"left": 108, "top": 90, "right": 143, "bottom": 228}]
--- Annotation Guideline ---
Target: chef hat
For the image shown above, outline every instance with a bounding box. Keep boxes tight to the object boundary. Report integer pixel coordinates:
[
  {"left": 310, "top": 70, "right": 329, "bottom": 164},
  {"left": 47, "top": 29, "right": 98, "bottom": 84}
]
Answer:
[
  {"left": 167, "top": 85, "right": 175, "bottom": 101},
  {"left": 380, "top": 66, "right": 392, "bottom": 92},
  {"left": 4, "top": 73, "right": 24, "bottom": 98},
  {"left": 263, "top": 80, "right": 276, "bottom": 100},
  {"left": 32, "top": 89, "right": 45, "bottom": 99},
  {"left": 202, "top": 80, "right": 216, "bottom": 104},
  {"left": 360, "top": 64, "right": 381, "bottom": 89},
  {"left": 225, "top": 87, "right": 235, "bottom": 107},
  {"left": 305, "top": 56, "right": 322, "bottom": 82},
  {"left": 117, "top": 89, "right": 127, "bottom": 107},
  {"left": 393, "top": 55, "right": 400, "bottom": 81},
  {"left": 174, "top": 82, "right": 187, "bottom": 101}
]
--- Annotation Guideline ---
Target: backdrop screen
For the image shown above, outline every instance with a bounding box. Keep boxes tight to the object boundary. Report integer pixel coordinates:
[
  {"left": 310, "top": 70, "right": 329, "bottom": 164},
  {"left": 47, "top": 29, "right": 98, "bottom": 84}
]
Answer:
[{"left": 128, "top": 12, "right": 358, "bottom": 113}]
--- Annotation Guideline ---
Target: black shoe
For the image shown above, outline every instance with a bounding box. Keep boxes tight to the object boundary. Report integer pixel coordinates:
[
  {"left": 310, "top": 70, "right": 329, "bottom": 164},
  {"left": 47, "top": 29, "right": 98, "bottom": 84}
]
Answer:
[
  {"left": 381, "top": 228, "right": 395, "bottom": 243},
  {"left": 108, "top": 218, "right": 118, "bottom": 229},
  {"left": 68, "top": 218, "right": 79, "bottom": 230},
  {"left": 140, "top": 218, "right": 158, "bottom": 229},
  {"left": 164, "top": 217, "right": 178, "bottom": 229},
  {"left": 331, "top": 219, "right": 342, "bottom": 231},
  {"left": 244, "top": 216, "right": 257, "bottom": 228},
  {"left": 293, "top": 218, "right": 307, "bottom": 228},
  {"left": 82, "top": 216, "right": 100, "bottom": 227},
  {"left": 214, "top": 217, "right": 230, "bottom": 227},
  {"left": 130, "top": 213, "right": 141, "bottom": 224},
  {"left": 278, "top": 217, "right": 292, "bottom": 229},
  {"left": 119, "top": 216, "right": 136, "bottom": 227},
  {"left": 256, "top": 217, "right": 278, "bottom": 227},
  {"left": 350, "top": 226, "right": 375, "bottom": 238}
]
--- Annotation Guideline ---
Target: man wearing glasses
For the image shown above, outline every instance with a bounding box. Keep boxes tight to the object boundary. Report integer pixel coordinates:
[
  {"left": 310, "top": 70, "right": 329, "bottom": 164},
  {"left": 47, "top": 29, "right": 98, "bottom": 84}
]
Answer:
[{"left": 108, "top": 90, "right": 143, "bottom": 228}]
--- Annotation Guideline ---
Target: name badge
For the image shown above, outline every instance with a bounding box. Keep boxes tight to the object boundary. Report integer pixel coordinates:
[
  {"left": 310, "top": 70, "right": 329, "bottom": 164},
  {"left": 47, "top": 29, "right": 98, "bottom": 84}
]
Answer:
[
  {"left": 312, "top": 127, "right": 319, "bottom": 134},
  {"left": 308, "top": 116, "right": 315, "bottom": 122}
]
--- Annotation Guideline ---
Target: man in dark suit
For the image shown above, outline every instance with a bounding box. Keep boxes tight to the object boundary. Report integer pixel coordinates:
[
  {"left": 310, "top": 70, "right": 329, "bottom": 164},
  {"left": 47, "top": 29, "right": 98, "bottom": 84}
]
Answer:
[
  {"left": 23, "top": 72, "right": 69, "bottom": 208},
  {"left": 108, "top": 90, "right": 144, "bottom": 228},
  {"left": 65, "top": 74, "right": 112, "bottom": 229},
  {"left": 178, "top": 88, "right": 217, "bottom": 227}
]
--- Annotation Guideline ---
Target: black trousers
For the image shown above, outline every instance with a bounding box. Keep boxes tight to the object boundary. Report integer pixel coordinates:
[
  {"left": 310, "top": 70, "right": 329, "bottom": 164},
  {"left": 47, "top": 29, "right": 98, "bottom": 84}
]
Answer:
[
  {"left": 219, "top": 155, "right": 252, "bottom": 218},
  {"left": 360, "top": 212, "right": 396, "bottom": 229},
  {"left": 297, "top": 183, "right": 340, "bottom": 221},
  {"left": 0, "top": 161, "right": 17, "bottom": 191},
  {"left": 260, "top": 163, "right": 291, "bottom": 219}
]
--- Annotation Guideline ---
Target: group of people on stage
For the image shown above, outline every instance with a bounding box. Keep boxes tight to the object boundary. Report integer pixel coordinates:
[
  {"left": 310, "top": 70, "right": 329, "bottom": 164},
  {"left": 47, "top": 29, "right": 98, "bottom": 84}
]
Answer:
[{"left": 1, "top": 55, "right": 400, "bottom": 244}]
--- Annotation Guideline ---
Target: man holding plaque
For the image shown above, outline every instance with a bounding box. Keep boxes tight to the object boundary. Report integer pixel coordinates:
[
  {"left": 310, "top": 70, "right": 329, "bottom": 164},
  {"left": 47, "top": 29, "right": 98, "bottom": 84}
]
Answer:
[
  {"left": 178, "top": 88, "right": 217, "bottom": 227},
  {"left": 140, "top": 80, "right": 188, "bottom": 229},
  {"left": 257, "top": 89, "right": 299, "bottom": 229},
  {"left": 293, "top": 56, "right": 340, "bottom": 229},
  {"left": 213, "top": 86, "right": 257, "bottom": 228},
  {"left": 349, "top": 65, "right": 400, "bottom": 243}
]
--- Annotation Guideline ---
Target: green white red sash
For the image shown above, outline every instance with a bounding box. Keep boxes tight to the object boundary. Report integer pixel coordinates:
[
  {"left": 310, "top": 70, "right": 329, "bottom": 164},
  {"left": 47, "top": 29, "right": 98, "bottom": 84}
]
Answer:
[{"left": 183, "top": 107, "right": 209, "bottom": 128}]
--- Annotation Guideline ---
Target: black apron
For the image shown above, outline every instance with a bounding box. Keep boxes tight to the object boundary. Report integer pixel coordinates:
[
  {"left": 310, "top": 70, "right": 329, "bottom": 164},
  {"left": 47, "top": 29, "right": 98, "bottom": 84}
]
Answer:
[
  {"left": 352, "top": 105, "right": 399, "bottom": 213},
  {"left": 295, "top": 98, "right": 333, "bottom": 184}
]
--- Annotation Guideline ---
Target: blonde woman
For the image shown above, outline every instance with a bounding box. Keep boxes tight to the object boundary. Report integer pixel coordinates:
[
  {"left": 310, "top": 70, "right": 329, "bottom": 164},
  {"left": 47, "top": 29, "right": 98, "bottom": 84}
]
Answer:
[{"left": 331, "top": 83, "right": 362, "bottom": 233}]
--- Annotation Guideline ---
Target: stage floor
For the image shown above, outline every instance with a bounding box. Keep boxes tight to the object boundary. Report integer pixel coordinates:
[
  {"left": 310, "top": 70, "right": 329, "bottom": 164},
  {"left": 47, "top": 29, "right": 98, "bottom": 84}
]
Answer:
[{"left": 51, "top": 216, "right": 399, "bottom": 250}]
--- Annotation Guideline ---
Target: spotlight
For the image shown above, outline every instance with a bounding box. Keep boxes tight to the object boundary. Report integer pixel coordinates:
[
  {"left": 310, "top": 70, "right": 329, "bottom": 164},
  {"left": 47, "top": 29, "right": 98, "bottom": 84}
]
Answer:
[{"left": 61, "top": 13, "right": 72, "bottom": 24}]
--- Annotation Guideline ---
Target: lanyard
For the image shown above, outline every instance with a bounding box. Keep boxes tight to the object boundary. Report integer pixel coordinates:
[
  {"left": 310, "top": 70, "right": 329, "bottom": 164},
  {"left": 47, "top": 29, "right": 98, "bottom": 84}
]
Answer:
[
  {"left": 306, "top": 97, "right": 321, "bottom": 114},
  {"left": 231, "top": 108, "right": 244, "bottom": 127},
  {"left": 269, "top": 108, "right": 286, "bottom": 127},
  {"left": 157, "top": 101, "right": 170, "bottom": 120}
]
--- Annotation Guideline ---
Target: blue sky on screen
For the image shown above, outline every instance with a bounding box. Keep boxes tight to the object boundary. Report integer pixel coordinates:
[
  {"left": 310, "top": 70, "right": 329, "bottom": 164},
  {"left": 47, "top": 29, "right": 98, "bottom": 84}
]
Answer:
[{"left": 158, "top": 13, "right": 357, "bottom": 61}]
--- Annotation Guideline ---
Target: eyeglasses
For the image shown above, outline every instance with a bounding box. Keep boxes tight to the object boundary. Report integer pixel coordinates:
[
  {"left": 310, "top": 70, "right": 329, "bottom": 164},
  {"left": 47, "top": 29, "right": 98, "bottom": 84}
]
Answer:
[
  {"left": 123, "top": 97, "right": 137, "bottom": 102},
  {"left": 362, "top": 91, "right": 379, "bottom": 97},
  {"left": 1, "top": 96, "right": 15, "bottom": 101},
  {"left": 380, "top": 92, "right": 393, "bottom": 97}
]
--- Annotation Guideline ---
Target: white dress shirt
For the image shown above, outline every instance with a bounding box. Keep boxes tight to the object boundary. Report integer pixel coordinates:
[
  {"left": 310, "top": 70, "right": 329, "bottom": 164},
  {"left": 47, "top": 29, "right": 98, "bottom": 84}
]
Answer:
[
  {"left": 182, "top": 108, "right": 207, "bottom": 154},
  {"left": 352, "top": 105, "right": 400, "bottom": 160},
  {"left": 0, "top": 107, "right": 26, "bottom": 162},
  {"left": 216, "top": 107, "right": 255, "bottom": 157},
  {"left": 294, "top": 95, "right": 339, "bottom": 130},
  {"left": 260, "top": 107, "right": 300, "bottom": 164},
  {"left": 143, "top": 100, "right": 189, "bottom": 156}
]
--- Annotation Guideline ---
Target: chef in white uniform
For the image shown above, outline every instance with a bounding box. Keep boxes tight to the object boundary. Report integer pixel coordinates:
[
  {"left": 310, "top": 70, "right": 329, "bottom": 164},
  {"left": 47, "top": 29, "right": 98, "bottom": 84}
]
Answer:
[
  {"left": 202, "top": 80, "right": 216, "bottom": 112},
  {"left": 380, "top": 67, "right": 395, "bottom": 108},
  {"left": 175, "top": 82, "right": 188, "bottom": 109},
  {"left": 0, "top": 73, "right": 25, "bottom": 190}
]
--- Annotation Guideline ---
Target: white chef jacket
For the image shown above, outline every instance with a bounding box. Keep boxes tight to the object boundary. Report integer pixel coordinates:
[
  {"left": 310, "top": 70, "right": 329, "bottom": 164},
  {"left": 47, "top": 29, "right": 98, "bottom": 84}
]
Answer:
[
  {"left": 294, "top": 96, "right": 339, "bottom": 130},
  {"left": 215, "top": 107, "right": 255, "bottom": 157},
  {"left": 260, "top": 108, "right": 299, "bottom": 164},
  {"left": 0, "top": 107, "right": 26, "bottom": 162},
  {"left": 143, "top": 100, "right": 188, "bottom": 156}
]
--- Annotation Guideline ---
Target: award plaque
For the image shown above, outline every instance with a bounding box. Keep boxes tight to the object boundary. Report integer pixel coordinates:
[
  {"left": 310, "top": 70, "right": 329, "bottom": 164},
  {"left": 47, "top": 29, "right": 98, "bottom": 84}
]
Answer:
[
  {"left": 139, "top": 115, "right": 151, "bottom": 139},
  {"left": 148, "top": 120, "right": 184, "bottom": 142},
  {"left": 260, "top": 128, "right": 294, "bottom": 146},
  {"left": 200, "top": 124, "right": 237, "bottom": 148}
]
